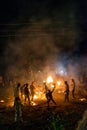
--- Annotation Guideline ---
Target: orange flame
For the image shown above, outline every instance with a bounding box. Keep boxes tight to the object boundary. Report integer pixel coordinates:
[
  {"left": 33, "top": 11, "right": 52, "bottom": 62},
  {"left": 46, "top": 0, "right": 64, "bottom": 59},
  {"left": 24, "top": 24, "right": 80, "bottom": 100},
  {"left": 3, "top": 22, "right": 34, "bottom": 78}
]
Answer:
[
  {"left": 0, "top": 100, "right": 4, "bottom": 103},
  {"left": 47, "top": 76, "right": 53, "bottom": 83},
  {"left": 57, "top": 81, "right": 61, "bottom": 86}
]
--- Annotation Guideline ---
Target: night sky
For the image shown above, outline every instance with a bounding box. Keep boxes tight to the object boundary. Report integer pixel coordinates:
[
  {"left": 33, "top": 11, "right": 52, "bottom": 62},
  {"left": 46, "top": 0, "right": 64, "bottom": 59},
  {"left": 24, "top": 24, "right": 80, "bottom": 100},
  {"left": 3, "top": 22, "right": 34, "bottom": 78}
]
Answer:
[{"left": 0, "top": 0, "right": 87, "bottom": 77}]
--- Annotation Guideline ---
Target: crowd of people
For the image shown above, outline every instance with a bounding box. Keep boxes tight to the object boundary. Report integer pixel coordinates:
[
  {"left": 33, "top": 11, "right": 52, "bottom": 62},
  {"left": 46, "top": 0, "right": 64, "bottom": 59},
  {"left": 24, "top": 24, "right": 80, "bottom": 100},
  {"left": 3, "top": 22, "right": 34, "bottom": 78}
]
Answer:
[
  {"left": 13, "top": 81, "right": 36, "bottom": 122},
  {"left": 13, "top": 79, "right": 76, "bottom": 122}
]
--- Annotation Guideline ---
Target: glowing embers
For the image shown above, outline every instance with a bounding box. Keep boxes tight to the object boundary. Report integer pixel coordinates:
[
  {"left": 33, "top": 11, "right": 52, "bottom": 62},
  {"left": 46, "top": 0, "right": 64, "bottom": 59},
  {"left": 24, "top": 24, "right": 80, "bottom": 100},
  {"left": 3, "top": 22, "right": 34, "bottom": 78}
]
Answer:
[
  {"left": 79, "top": 98, "right": 86, "bottom": 101},
  {"left": 7, "top": 102, "right": 14, "bottom": 107},
  {"left": 34, "top": 91, "right": 46, "bottom": 100},
  {"left": 31, "top": 91, "right": 46, "bottom": 106},
  {"left": 0, "top": 100, "right": 4, "bottom": 103},
  {"left": 31, "top": 101, "right": 37, "bottom": 106}
]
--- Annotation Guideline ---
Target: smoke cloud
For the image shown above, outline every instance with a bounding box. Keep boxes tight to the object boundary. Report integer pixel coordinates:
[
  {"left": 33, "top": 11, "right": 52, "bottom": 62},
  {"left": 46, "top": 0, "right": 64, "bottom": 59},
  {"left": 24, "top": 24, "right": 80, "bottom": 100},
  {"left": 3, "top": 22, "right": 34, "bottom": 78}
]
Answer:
[
  {"left": 3, "top": 19, "right": 78, "bottom": 78},
  {"left": 1, "top": 1, "right": 82, "bottom": 85}
]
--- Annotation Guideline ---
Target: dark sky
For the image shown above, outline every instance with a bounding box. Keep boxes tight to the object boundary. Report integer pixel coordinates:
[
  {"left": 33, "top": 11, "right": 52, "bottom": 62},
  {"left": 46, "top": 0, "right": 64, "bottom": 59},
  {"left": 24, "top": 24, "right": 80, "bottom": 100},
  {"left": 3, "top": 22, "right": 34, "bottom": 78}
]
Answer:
[
  {"left": 0, "top": 0, "right": 87, "bottom": 76},
  {"left": 0, "top": 0, "right": 86, "bottom": 52}
]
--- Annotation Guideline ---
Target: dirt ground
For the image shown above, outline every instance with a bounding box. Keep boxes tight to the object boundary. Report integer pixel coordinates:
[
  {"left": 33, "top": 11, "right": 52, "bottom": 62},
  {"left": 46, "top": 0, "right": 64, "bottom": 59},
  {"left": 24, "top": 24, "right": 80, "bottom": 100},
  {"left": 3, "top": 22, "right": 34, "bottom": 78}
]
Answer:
[{"left": 0, "top": 88, "right": 87, "bottom": 130}]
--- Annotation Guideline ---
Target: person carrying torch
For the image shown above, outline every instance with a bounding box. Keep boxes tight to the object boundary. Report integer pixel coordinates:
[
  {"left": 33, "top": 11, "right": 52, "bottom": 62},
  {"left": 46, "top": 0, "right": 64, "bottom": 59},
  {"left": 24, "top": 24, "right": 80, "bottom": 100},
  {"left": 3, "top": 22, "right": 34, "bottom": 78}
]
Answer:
[{"left": 44, "top": 82, "right": 56, "bottom": 108}]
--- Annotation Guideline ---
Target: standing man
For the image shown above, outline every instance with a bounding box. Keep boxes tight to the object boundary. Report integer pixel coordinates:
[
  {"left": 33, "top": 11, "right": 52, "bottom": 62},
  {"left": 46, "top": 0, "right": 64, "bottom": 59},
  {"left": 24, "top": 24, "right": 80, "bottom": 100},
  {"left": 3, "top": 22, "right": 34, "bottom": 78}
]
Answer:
[
  {"left": 14, "top": 97, "right": 23, "bottom": 122},
  {"left": 30, "top": 81, "right": 35, "bottom": 102},
  {"left": 14, "top": 83, "right": 21, "bottom": 99},
  {"left": 64, "top": 81, "right": 70, "bottom": 102},
  {"left": 24, "top": 83, "right": 30, "bottom": 106},
  {"left": 72, "top": 79, "right": 76, "bottom": 99}
]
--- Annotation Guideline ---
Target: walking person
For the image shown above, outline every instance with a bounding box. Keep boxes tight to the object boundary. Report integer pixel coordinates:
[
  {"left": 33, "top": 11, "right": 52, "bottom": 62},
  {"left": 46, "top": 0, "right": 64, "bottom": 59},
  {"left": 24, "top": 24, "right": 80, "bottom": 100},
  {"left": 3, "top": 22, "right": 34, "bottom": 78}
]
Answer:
[
  {"left": 64, "top": 81, "right": 70, "bottom": 102},
  {"left": 44, "top": 83, "right": 56, "bottom": 107}
]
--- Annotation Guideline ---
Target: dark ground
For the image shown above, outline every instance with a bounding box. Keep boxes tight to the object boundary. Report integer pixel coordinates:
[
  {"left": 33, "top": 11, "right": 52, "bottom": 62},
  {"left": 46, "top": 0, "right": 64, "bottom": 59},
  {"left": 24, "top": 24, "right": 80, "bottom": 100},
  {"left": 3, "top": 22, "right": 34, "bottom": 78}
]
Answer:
[{"left": 0, "top": 87, "right": 87, "bottom": 130}]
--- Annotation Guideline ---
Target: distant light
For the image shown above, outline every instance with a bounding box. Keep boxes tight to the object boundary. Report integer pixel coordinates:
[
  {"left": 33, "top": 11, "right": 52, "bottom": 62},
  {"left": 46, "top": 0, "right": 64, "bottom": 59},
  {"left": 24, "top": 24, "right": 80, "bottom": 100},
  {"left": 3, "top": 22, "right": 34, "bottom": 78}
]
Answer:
[
  {"left": 60, "top": 70, "right": 64, "bottom": 75},
  {"left": 59, "top": 70, "right": 67, "bottom": 76}
]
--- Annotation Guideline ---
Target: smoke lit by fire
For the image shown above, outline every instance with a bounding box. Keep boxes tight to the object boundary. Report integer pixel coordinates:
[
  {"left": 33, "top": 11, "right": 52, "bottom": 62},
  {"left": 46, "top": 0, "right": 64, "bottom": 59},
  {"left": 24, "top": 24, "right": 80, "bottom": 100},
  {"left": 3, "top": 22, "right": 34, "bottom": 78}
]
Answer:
[{"left": 0, "top": 1, "right": 87, "bottom": 107}]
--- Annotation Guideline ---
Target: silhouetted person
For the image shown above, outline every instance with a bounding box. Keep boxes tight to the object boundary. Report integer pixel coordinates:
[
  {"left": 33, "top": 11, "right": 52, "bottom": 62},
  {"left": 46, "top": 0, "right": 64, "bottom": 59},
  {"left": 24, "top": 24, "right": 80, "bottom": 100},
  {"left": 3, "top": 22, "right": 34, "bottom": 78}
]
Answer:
[
  {"left": 64, "top": 81, "right": 70, "bottom": 102},
  {"left": 30, "top": 81, "right": 35, "bottom": 101},
  {"left": 24, "top": 83, "right": 30, "bottom": 106},
  {"left": 14, "top": 83, "right": 21, "bottom": 99},
  {"left": 20, "top": 84, "right": 25, "bottom": 101},
  {"left": 14, "top": 97, "right": 23, "bottom": 122},
  {"left": 45, "top": 83, "right": 56, "bottom": 107},
  {"left": 72, "top": 79, "right": 76, "bottom": 99}
]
